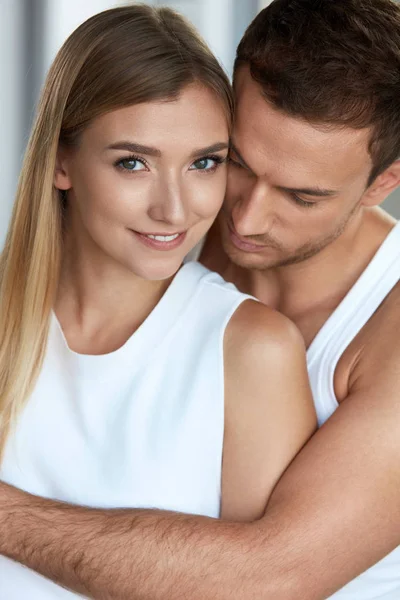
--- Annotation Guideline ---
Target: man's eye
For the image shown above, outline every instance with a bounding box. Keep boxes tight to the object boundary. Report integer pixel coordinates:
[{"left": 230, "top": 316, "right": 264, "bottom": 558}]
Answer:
[
  {"left": 116, "top": 157, "right": 147, "bottom": 171},
  {"left": 292, "top": 193, "right": 315, "bottom": 208},
  {"left": 228, "top": 156, "right": 243, "bottom": 168}
]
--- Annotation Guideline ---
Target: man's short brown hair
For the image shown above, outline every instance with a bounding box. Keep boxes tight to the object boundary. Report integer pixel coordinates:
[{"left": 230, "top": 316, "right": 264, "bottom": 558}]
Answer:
[{"left": 235, "top": 0, "right": 400, "bottom": 184}]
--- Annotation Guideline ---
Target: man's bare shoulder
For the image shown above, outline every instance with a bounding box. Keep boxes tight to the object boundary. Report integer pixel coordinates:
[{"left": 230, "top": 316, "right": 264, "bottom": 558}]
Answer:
[
  {"left": 373, "top": 279, "right": 400, "bottom": 333},
  {"left": 338, "top": 281, "right": 400, "bottom": 400},
  {"left": 355, "top": 281, "right": 400, "bottom": 376}
]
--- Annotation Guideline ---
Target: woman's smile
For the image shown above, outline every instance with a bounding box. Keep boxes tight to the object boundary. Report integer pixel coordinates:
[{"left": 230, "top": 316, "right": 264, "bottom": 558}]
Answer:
[{"left": 130, "top": 229, "right": 187, "bottom": 251}]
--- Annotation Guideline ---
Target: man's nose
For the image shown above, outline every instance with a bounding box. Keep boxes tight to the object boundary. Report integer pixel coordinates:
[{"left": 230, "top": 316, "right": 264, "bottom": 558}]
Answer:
[{"left": 232, "top": 179, "right": 273, "bottom": 237}]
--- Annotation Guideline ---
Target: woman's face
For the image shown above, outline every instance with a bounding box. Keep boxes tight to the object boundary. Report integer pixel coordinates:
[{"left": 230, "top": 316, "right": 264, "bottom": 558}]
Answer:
[{"left": 55, "top": 83, "right": 229, "bottom": 280}]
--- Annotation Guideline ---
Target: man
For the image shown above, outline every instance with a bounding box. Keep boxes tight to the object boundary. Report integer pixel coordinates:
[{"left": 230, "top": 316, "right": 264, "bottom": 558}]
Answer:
[{"left": 1, "top": 0, "right": 400, "bottom": 598}]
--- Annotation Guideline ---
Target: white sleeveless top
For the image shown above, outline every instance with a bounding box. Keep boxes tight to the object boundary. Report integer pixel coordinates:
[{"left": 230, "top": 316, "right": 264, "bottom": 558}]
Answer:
[
  {"left": 307, "top": 222, "right": 400, "bottom": 599},
  {"left": 0, "top": 262, "right": 251, "bottom": 599}
]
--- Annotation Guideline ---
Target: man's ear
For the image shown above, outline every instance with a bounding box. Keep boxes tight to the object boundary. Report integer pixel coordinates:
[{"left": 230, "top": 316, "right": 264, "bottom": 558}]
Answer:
[
  {"left": 54, "top": 147, "right": 72, "bottom": 191},
  {"left": 362, "top": 160, "right": 400, "bottom": 207}
]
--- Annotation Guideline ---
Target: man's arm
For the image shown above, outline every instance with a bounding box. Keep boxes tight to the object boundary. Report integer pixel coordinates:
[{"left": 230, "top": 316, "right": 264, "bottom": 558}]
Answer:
[{"left": 1, "top": 337, "right": 400, "bottom": 600}]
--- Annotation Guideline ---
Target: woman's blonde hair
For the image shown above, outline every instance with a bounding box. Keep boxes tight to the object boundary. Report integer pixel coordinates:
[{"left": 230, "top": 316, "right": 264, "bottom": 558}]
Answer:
[{"left": 0, "top": 4, "right": 233, "bottom": 458}]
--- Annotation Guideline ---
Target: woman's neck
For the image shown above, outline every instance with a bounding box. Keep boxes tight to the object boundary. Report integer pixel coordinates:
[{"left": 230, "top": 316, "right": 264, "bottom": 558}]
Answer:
[{"left": 54, "top": 229, "right": 172, "bottom": 355}]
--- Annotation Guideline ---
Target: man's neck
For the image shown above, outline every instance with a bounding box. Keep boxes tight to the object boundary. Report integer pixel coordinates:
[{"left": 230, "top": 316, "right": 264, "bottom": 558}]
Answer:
[{"left": 201, "top": 208, "right": 396, "bottom": 347}]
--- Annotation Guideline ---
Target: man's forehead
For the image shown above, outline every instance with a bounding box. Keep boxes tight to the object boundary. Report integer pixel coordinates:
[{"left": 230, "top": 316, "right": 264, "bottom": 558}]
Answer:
[{"left": 232, "top": 70, "right": 372, "bottom": 184}]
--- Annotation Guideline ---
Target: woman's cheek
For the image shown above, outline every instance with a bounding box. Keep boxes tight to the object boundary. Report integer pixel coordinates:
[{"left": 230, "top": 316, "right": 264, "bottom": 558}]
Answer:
[{"left": 195, "top": 175, "right": 227, "bottom": 218}]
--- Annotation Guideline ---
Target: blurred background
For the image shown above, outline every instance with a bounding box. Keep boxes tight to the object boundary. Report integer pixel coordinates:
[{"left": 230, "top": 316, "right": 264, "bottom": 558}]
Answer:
[{"left": 1, "top": 0, "right": 398, "bottom": 248}]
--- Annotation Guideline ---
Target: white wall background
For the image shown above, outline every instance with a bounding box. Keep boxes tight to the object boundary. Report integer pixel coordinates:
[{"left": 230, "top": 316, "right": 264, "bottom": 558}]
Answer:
[
  {"left": 0, "top": 1, "right": 25, "bottom": 245},
  {"left": 0, "top": 0, "right": 398, "bottom": 248}
]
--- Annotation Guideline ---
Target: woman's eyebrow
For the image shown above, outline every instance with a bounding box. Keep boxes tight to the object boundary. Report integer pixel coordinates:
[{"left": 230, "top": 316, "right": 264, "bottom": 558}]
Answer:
[
  {"left": 106, "top": 141, "right": 162, "bottom": 156},
  {"left": 106, "top": 141, "right": 229, "bottom": 159},
  {"left": 189, "top": 142, "right": 229, "bottom": 158}
]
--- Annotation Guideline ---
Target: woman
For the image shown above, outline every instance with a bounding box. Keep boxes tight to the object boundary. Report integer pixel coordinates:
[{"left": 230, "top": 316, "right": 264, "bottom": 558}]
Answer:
[{"left": 0, "top": 5, "right": 316, "bottom": 597}]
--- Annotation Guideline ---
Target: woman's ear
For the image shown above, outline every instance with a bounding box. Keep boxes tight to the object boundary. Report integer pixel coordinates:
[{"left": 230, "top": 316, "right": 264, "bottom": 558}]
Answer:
[
  {"left": 54, "top": 147, "right": 72, "bottom": 191},
  {"left": 362, "top": 160, "right": 400, "bottom": 207}
]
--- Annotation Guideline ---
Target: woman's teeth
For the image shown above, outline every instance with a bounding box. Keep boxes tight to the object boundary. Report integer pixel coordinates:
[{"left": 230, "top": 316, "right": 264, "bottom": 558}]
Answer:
[{"left": 145, "top": 234, "right": 180, "bottom": 242}]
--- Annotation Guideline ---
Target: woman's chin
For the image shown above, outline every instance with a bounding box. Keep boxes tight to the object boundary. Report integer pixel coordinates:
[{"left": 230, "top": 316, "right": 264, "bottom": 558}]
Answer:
[{"left": 128, "top": 257, "right": 184, "bottom": 282}]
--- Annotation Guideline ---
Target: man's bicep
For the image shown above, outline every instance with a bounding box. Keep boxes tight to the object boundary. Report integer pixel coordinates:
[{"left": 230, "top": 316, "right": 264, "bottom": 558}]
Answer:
[{"left": 261, "top": 379, "right": 400, "bottom": 599}]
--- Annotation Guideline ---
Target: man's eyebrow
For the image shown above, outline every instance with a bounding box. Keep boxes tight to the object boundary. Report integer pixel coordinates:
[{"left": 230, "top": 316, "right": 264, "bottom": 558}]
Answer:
[
  {"left": 280, "top": 186, "right": 339, "bottom": 197},
  {"left": 106, "top": 141, "right": 229, "bottom": 159},
  {"left": 229, "top": 143, "right": 253, "bottom": 171},
  {"left": 230, "top": 143, "right": 338, "bottom": 197}
]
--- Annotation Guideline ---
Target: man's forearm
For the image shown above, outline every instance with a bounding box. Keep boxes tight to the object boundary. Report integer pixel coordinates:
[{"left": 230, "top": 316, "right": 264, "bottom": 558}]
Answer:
[
  {"left": 0, "top": 482, "right": 288, "bottom": 600},
  {"left": 3, "top": 395, "right": 399, "bottom": 600}
]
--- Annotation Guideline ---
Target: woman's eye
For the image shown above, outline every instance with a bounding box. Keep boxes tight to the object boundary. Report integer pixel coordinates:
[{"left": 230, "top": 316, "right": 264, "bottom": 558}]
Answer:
[
  {"left": 190, "top": 157, "right": 218, "bottom": 171},
  {"left": 117, "top": 157, "right": 147, "bottom": 171}
]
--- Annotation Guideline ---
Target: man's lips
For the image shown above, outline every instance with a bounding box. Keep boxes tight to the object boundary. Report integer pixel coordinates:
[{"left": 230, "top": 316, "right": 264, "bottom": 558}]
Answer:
[{"left": 226, "top": 221, "right": 267, "bottom": 253}]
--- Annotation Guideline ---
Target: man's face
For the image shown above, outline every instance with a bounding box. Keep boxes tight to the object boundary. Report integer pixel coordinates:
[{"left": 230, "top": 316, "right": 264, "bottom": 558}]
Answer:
[{"left": 220, "top": 67, "right": 374, "bottom": 270}]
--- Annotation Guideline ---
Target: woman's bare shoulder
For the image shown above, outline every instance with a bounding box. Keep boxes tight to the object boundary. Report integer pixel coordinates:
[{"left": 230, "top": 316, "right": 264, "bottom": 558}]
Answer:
[
  {"left": 224, "top": 299, "right": 306, "bottom": 369},
  {"left": 221, "top": 299, "right": 316, "bottom": 522}
]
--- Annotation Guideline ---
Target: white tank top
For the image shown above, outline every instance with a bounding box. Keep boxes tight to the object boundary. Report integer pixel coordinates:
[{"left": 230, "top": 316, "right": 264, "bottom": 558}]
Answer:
[
  {"left": 307, "top": 222, "right": 400, "bottom": 599},
  {"left": 0, "top": 261, "right": 251, "bottom": 599}
]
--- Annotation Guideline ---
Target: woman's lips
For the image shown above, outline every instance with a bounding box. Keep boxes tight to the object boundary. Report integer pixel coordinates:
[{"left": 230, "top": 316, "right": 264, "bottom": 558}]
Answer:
[{"left": 131, "top": 230, "right": 187, "bottom": 251}]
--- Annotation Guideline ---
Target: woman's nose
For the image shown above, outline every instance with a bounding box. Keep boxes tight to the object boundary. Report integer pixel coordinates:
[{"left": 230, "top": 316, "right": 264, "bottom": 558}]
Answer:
[{"left": 148, "top": 180, "right": 188, "bottom": 228}]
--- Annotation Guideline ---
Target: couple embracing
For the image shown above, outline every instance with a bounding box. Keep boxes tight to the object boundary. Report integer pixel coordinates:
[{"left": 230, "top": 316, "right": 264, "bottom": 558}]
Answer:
[{"left": 1, "top": 1, "right": 400, "bottom": 598}]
